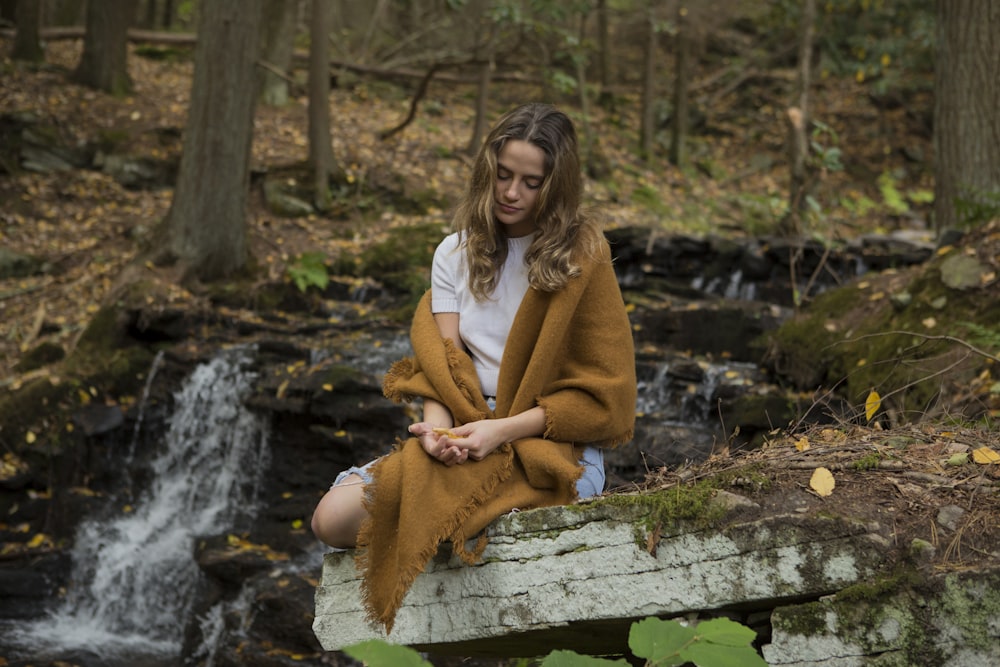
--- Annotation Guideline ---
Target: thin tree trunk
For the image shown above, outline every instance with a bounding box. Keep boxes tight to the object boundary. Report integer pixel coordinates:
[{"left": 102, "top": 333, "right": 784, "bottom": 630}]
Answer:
[
  {"left": 259, "top": 0, "right": 298, "bottom": 106},
  {"left": 161, "top": 0, "right": 263, "bottom": 281},
  {"left": 309, "top": 0, "right": 335, "bottom": 212},
  {"left": 575, "top": 11, "right": 595, "bottom": 165},
  {"left": 669, "top": 5, "right": 690, "bottom": 168},
  {"left": 782, "top": 0, "right": 816, "bottom": 238},
  {"left": 466, "top": 14, "right": 496, "bottom": 157},
  {"left": 12, "top": 0, "right": 44, "bottom": 62},
  {"left": 74, "top": 0, "right": 136, "bottom": 94},
  {"left": 596, "top": 0, "right": 613, "bottom": 109},
  {"left": 934, "top": 0, "right": 1000, "bottom": 232},
  {"left": 638, "top": 4, "right": 657, "bottom": 161}
]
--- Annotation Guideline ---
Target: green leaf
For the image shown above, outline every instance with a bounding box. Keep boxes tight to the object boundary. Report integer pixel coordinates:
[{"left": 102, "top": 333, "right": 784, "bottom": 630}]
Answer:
[
  {"left": 628, "top": 617, "right": 695, "bottom": 664},
  {"left": 540, "top": 649, "right": 629, "bottom": 666},
  {"left": 342, "top": 639, "right": 432, "bottom": 667},
  {"left": 680, "top": 641, "right": 769, "bottom": 667},
  {"left": 695, "top": 617, "right": 757, "bottom": 647}
]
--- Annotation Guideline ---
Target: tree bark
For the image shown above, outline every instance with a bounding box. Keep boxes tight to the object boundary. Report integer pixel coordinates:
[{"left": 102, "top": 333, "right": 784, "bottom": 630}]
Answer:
[
  {"left": 12, "top": 0, "right": 44, "bottom": 62},
  {"left": 73, "top": 0, "right": 136, "bottom": 94},
  {"left": 934, "top": 0, "right": 1000, "bottom": 232},
  {"left": 782, "top": 0, "right": 816, "bottom": 238},
  {"left": 258, "top": 0, "right": 298, "bottom": 106},
  {"left": 596, "top": 0, "right": 614, "bottom": 109},
  {"left": 638, "top": 3, "right": 657, "bottom": 161},
  {"left": 161, "top": 0, "right": 263, "bottom": 281},
  {"left": 668, "top": 5, "right": 690, "bottom": 168},
  {"left": 308, "top": 0, "right": 335, "bottom": 212}
]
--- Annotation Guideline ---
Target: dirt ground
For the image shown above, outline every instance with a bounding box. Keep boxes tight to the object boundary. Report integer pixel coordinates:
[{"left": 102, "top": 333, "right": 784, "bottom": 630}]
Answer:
[{"left": 628, "top": 422, "right": 1000, "bottom": 575}]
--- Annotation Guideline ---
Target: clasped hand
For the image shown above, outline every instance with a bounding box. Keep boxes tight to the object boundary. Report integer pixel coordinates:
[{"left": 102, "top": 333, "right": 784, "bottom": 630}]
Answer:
[{"left": 408, "top": 419, "right": 510, "bottom": 466}]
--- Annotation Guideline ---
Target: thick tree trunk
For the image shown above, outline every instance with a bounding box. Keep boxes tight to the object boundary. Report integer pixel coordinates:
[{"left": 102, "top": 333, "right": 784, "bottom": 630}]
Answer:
[
  {"left": 308, "top": 0, "right": 335, "bottom": 212},
  {"left": 73, "top": 0, "right": 136, "bottom": 94},
  {"left": 259, "top": 0, "right": 298, "bottom": 106},
  {"left": 934, "top": 0, "right": 1000, "bottom": 232},
  {"left": 12, "top": 0, "right": 44, "bottom": 62},
  {"left": 161, "top": 0, "right": 263, "bottom": 281}
]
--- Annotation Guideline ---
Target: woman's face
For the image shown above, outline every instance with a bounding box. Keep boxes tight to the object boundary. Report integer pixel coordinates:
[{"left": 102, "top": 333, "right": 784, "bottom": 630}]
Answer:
[{"left": 493, "top": 140, "right": 546, "bottom": 237}]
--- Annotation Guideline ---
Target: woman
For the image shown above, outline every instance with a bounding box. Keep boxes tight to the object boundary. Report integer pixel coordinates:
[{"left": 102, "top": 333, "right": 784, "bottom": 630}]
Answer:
[{"left": 311, "top": 102, "right": 636, "bottom": 632}]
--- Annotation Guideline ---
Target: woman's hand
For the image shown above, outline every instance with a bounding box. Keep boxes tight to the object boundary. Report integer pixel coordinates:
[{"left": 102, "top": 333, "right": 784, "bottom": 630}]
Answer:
[
  {"left": 442, "top": 419, "right": 511, "bottom": 461},
  {"left": 408, "top": 422, "right": 468, "bottom": 466}
]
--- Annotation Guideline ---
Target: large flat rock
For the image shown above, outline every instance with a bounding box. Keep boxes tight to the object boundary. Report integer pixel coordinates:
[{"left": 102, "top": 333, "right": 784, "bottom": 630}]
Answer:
[{"left": 313, "top": 502, "right": 889, "bottom": 657}]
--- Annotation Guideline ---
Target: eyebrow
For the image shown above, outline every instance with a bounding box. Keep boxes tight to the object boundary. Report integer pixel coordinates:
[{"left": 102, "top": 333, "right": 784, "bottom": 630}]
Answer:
[{"left": 497, "top": 161, "right": 545, "bottom": 182}]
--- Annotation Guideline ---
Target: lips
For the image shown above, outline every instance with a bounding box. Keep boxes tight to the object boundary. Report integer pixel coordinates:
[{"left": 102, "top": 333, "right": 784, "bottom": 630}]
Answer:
[{"left": 496, "top": 202, "right": 520, "bottom": 215}]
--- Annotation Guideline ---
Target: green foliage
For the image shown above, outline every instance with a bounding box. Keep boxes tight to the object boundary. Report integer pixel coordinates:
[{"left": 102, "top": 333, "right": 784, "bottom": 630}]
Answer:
[
  {"left": 287, "top": 251, "right": 329, "bottom": 293},
  {"left": 959, "top": 322, "right": 1000, "bottom": 353},
  {"left": 342, "top": 638, "right": 432, "bottom": 666},
  {"left": 808, "top": 121, "right": 844, "bottom": 174},
  {"left": 955, "top": 187, "right": 1000, "bottom": 230},
  {"left": 763, "top": 0, "right": 934, "bottom": 96},
  {"left": 625, "top": 617, "right": 767, "bottom": 667},
  {"left": 342, "top": 616, "right": 767, "bottom": 667}
]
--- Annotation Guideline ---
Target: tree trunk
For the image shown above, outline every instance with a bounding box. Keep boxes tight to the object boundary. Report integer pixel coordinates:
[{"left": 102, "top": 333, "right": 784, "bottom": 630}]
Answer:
[
  {"left": 161, "top": 0, "right": 263, "bottom": 281},
  {"left": 638, "top": 3, "right": 657, "bottom": 161},
  {"left": 12, "top": 0, "right": 44, "bottom": 62},
  {"left": 73, "top": 0, "right": 136, "bottom": 94},
  {"left": 259, "top": 0, "right": 298, "bottom": 106},
  {"left": 934, "top": 0, "right": 1000, "bottom": 232},
  {"left": 308, "top": 0, "right": 335, "bottom": 212},
  {"left": 782, "top": 0, "right": 817, "bottom": 238},
  {"left": 465, "top": 16, "right": 496, "bottom": 155},
  {"left": 596, "top": 0, "right": 613, "bottom": 109},
  {"left": 161, "top": 0, "right": 174, "bottom": 29},
  {"left": 668, "top": 5, "right": 690, "bottom": 168}
]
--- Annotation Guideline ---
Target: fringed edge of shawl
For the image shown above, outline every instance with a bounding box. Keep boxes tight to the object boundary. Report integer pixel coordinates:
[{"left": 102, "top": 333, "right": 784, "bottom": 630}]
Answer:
[
  {"left": 354, "top": 441, "right": 516, "bottom": 634},
  {"left": 382, "top": 357, "right": 416, "bottom": 403}
]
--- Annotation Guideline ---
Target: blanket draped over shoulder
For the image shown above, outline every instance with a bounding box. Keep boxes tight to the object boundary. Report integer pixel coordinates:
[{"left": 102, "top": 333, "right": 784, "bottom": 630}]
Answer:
[{"left": 357, "top": 239, "right": 636, "bottom": 632}]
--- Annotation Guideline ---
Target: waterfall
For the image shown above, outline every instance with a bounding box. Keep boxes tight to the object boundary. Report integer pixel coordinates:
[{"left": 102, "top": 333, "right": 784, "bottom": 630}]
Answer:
[{"left": 4, "top": 347, "right": 270, "bottom": 665}]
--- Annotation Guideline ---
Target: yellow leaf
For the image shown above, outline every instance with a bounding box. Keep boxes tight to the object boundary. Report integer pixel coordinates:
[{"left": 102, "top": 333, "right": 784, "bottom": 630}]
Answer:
[
  {"left": 972, "top": 446, "right": 1000, "bottom": 465},
  {"left": 322, "top": 383, "right": 333, "bottom": 391},
  {"left": 291, "top": 519, "right": 303, "bottom": 530},
  {"left": 810, "top": 467, "right": 835, "bottom": 497},
  {"left": 794, "top": 436, "right": 810, "bottom": 452},
  {"left": 276, "top": 379, "right": 290, "bottom": 399},
  {"left": 27, "top": 533, "right": 49, "bottom": 549},
  {"left": 865, "top": 390, "right": 882, "bottom": 422},
  {"left": 25, "top": 431, "right": 37, "bottom": 444}
]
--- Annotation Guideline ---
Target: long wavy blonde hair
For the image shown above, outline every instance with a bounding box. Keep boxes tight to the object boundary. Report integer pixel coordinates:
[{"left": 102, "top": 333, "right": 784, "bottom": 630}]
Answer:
[{"left": 452, "top": 103, "right": 602, "bottom": 302}]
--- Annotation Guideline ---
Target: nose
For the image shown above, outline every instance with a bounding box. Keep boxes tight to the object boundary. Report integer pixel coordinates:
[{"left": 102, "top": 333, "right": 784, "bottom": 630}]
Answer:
[{"left": 503, "top": 179, "right": 521, "bottom": 201}]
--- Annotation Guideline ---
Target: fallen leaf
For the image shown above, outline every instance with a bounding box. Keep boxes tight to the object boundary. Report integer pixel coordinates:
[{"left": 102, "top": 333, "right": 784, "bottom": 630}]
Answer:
[
  {"left": 865, "top": 390, "right": 881, "bottom": 422},
  {"left": 794, "top": 436, "right": 810, "bottom": 452},
  {"left": 972, "top": 446, "right": 1000, "bottom": 465},
  {"left": 810, "top": 467, "right": 835, "bottom": 497}
]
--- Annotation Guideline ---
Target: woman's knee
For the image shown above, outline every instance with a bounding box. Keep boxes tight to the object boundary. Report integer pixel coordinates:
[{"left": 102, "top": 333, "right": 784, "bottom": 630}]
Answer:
[{"left": 311, "top": 475, "right": 367, "bottom": 548}]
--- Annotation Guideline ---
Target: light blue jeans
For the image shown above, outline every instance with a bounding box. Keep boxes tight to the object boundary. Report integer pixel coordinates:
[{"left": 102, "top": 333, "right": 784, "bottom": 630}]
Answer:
[{"left": 334, "top": 445, "right": 605, "bottom": 498}]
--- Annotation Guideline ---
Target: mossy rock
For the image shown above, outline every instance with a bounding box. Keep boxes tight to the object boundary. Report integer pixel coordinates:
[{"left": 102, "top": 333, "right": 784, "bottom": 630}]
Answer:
[{"left": 762, "top": 239, "right": 999, "bottom": 423}]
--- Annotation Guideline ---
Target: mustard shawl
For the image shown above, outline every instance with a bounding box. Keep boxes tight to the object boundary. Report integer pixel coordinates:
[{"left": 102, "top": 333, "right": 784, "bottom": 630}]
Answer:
[{"left": 357, "top": 238, "right": 636, "bottom": 632}]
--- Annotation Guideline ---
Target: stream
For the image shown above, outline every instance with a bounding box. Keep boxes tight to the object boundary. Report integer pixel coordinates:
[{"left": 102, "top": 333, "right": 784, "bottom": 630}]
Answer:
[{"left": 3, "top": 348, "right": 270, "bottom": 665}]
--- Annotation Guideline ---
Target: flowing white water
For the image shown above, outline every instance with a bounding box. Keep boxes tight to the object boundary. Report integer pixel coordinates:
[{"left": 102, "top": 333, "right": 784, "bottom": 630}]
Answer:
[{"left": 5, "top": 348, "right": 270, "bottom": 664}]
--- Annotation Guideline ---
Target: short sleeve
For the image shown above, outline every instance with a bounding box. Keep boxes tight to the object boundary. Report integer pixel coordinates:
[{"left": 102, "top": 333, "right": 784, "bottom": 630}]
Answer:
[{"left": 431, "top": 232, "right": 462, "bottom": 313}]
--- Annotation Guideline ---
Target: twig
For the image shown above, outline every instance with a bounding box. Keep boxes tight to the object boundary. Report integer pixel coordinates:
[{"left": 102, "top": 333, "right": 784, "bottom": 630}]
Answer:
[{"left": 379, "top": 63, "right": 442, "bottom": 140}]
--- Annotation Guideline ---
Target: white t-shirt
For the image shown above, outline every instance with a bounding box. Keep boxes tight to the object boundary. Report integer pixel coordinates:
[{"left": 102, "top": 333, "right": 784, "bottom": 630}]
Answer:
[{"left": 430, "top": 232, "right": 532, "bottom": 397}]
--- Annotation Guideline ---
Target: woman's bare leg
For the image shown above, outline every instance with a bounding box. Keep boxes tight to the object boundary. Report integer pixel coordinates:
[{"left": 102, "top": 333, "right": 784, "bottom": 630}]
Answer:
[{"left": 311, "top": 474, "right": 368, "bottom": 548}]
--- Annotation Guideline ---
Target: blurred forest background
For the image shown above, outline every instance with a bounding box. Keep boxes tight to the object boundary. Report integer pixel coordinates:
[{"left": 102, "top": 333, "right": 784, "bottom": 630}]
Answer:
[{"left": 1, "top": 0, "right": 998, "bottom": 377}]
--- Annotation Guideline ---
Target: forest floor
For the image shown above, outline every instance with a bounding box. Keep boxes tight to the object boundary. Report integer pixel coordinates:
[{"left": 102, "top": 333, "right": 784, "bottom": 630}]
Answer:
[{"left": 2, "top": 38, "right": 999, "bottom": 582}]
